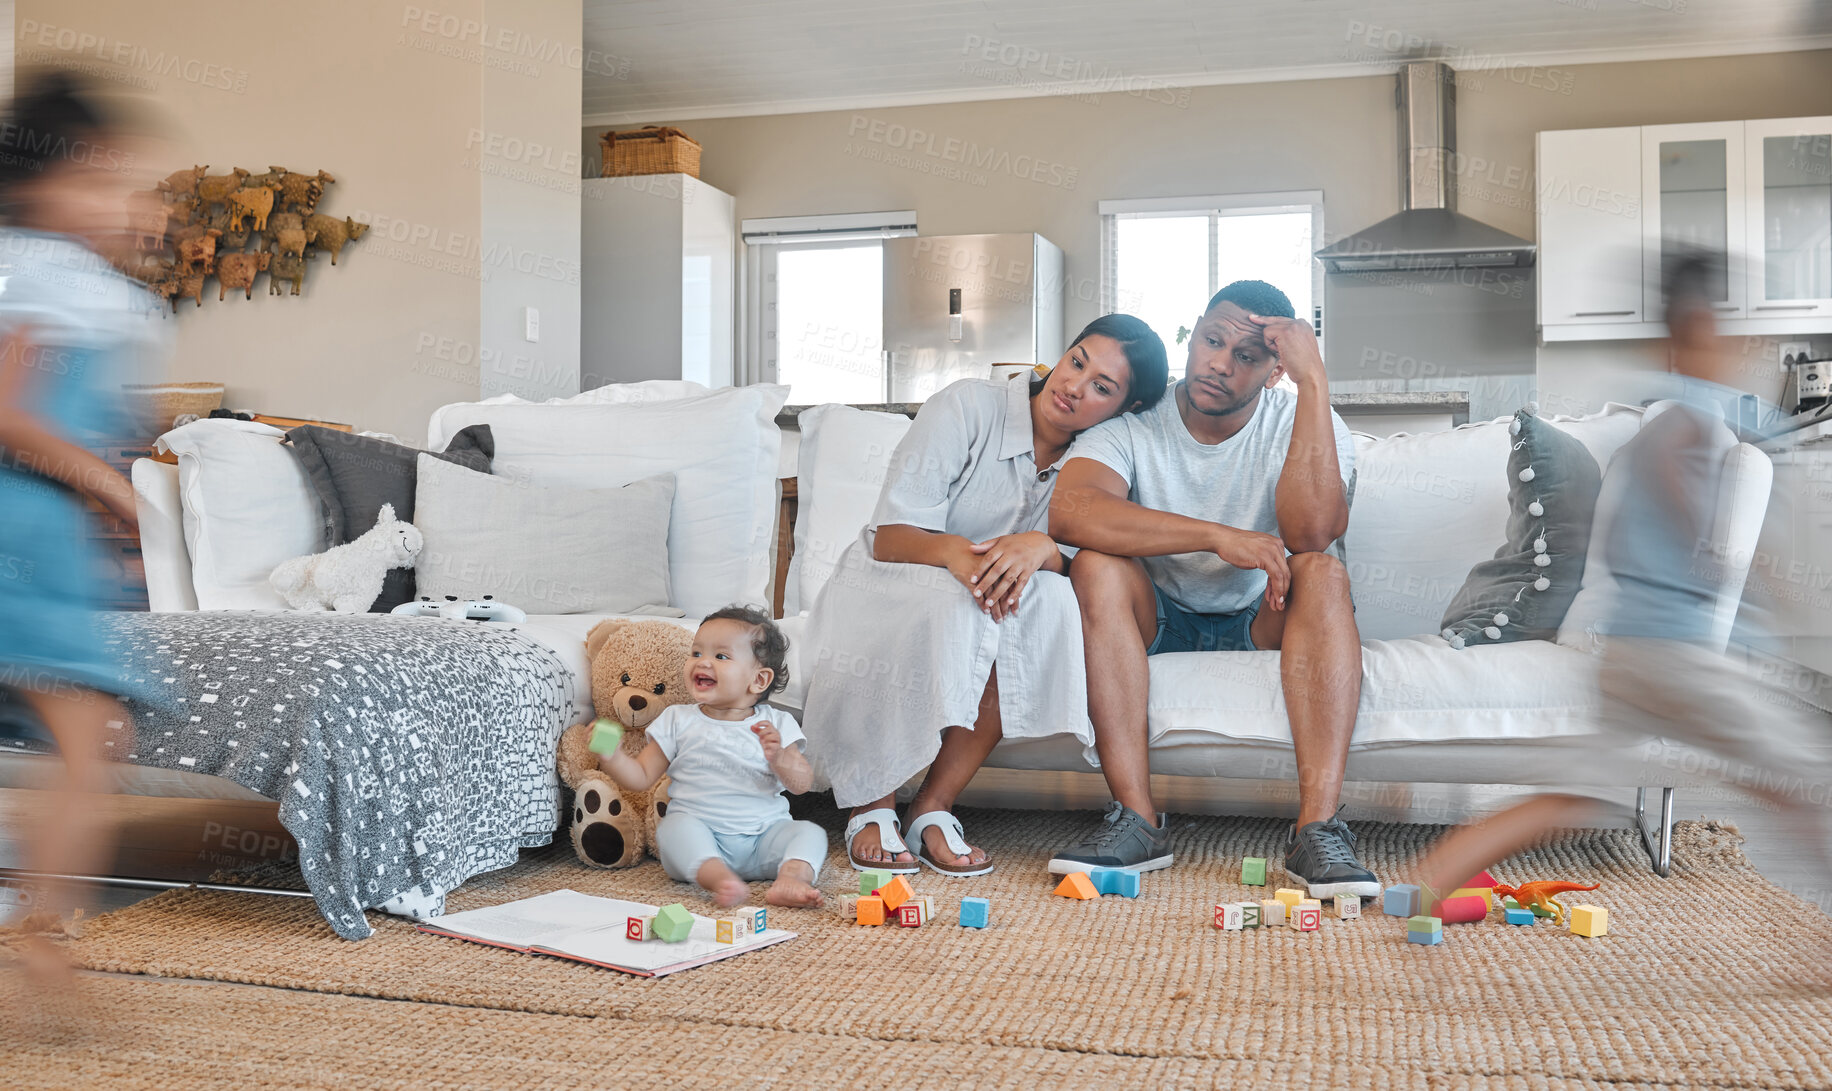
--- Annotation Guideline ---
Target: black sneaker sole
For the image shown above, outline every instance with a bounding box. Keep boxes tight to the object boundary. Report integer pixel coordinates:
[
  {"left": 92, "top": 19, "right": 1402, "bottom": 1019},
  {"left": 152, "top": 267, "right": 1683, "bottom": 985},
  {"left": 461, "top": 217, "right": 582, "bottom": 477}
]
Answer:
[
  {"left": 1046, "top": 853, "right": 1174, "bottom": 876},
  {"left": 1294, "top": 877, "right": 1383, "bottom": 900}
]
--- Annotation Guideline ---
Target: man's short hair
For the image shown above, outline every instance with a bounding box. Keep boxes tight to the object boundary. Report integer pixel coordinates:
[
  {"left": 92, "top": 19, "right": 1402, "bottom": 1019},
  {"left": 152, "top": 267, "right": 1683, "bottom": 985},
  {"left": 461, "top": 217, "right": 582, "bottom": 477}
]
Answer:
[{"left": 1206, "top": 280, "right": 1295, "bottom": 320}]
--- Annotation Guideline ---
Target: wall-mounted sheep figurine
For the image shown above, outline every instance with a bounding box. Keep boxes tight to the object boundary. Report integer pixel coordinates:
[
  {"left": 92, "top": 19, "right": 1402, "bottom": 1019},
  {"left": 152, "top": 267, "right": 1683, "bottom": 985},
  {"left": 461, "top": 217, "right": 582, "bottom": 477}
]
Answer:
[
  {"left": 226, "top": 185, "right": 276, "bottom": 233},
  {"left": 269, "top": 249, "right": 311, "bottom": 296},
  {"left": 304, "top": 213, "right": 367, "bottom": 265},
  {"left": 216, "top": 251, "right": 271, "bottom": 300},
  {"left": 196, "top": 167, "right": 250, "bottom": 210},
  {"left": 280, "top": 169, "right": 334, "bottom": 215},
  {"left": 174, "top": 225, "right": 223, "bottom": 274},
  {"left": 157, "top": 165, "right": 207, "bottom": 200}
]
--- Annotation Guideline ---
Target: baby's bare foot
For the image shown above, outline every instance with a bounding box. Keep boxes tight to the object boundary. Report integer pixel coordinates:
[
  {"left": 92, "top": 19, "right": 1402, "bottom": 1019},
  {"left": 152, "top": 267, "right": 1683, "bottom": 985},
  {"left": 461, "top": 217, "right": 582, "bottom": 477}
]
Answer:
[
  {"left": 766, "top": 876, "right": 823, "bottom": 908},
  {"left": 707, "top": 875, "right": 749, "bottom": 908}
]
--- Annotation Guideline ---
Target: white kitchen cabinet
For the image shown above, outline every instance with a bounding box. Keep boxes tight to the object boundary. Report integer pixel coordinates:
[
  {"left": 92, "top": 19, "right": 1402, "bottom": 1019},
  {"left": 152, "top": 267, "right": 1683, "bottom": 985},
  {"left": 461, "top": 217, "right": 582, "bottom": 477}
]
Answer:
[
  {"left": 1536, "top": 127, "right": 1645, "bottom": 327},
  {"left": 1642, "top": 121, "right": 1746, "bottom": 321},
  {"left": 580, "top": 174, "right": 736, "bottom": 388},
  {"left": 1745, "top": 116, "right": 1832, "bottom": 321},
  {"left": 1539, "top": 116, "right": 1832, "bottom": 340}
]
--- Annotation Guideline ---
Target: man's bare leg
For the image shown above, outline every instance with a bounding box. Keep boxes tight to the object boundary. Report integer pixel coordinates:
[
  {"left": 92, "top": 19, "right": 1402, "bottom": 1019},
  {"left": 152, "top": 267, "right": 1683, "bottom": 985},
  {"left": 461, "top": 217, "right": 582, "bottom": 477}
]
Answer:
[
  {"left": 1068, "top": 550, "right": 1159, "bottom": 819},
  {"left": 1251, "top": 551, "right": 1362, "bottom": 826}
]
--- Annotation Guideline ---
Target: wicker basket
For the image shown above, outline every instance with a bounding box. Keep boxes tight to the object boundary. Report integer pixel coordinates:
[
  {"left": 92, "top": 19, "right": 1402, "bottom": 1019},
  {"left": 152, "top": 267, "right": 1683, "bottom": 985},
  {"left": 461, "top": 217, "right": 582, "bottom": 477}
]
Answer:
[
  {"left": 121, "top": 381, "right": 225, "bottom": 439},
  {"left": 600, "top": 126, "right": 701, "bottom": 179}
]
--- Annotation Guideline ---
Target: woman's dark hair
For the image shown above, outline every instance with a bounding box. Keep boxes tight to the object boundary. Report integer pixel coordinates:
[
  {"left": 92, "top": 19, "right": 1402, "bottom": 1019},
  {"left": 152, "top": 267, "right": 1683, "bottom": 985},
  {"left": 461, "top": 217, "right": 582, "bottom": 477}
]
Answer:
[
  {"left": 0, "top": 69, "right": 120, "bottom": 209},
  {"left": 1032, "top": 313, "right": 1169, "bottom": 412},
  {"left": 702, "top": 604, "right": 790, "bottom": 700}
]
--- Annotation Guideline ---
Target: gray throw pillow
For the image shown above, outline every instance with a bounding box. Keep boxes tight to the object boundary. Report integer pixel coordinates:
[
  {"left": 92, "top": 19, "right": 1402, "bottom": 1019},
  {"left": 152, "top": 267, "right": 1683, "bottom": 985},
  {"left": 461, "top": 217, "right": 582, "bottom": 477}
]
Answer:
[
  {"left": 1439, "top": 410, "right": 1602, "bottom": 648},
  {"left": 285, "top": 424, "right": 495, "bottom": 612},
  {"left": 412, "top": 454, "right": 675, "bottom": 615}
]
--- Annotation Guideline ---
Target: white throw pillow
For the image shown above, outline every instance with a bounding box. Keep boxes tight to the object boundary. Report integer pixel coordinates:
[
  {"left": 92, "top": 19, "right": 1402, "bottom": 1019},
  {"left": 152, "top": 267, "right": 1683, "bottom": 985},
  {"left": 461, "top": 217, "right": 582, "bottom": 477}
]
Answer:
[
  {"left": 1344, "top": 403, "right": 1643, "bottom": 641},
  {"left": 787, "top": 404, "right": 914, "bottom": 615},
  {"left": 425, "top": 380, "right": 711, "bottom": 443},
  {"left": 422, "top": 384, "right": 788, "bottom": 617},
  {"left": 413, "top": 455, "right": 674, "bottom": 615},
  {"left": 157, "top": 419, "right": 322, "bottom": 610}
]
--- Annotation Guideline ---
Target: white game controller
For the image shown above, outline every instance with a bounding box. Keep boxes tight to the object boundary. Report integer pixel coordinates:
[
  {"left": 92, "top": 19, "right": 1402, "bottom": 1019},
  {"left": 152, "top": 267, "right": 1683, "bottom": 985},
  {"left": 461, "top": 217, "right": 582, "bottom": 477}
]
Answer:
[{"left": 389, "top": 594, "right": 527, "bottom": 623}]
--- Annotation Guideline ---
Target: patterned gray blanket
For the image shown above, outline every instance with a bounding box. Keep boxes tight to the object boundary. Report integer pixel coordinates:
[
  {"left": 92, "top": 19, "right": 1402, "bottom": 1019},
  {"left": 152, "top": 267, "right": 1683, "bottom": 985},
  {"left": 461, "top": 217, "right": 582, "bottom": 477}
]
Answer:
[{"left": 99, "top": 611, "right": 575, "bottom": 939}]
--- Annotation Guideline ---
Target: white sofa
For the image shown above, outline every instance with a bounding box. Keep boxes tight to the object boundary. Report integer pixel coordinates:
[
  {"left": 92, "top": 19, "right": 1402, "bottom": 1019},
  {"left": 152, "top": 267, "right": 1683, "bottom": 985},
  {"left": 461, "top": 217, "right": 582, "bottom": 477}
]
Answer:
[{"left": 131, "top": 389, "right": 1776, "bottom": 875}]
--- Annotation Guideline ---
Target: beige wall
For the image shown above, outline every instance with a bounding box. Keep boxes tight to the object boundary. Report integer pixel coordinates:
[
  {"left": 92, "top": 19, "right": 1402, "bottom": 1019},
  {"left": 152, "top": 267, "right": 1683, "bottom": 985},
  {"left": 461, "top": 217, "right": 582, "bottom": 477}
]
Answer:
[
  {"left": 584, "top": 49, "right": 1832, "bottom": 410},
  {"left": 21, "top": 0, "right": 583, "bottom": 441}
]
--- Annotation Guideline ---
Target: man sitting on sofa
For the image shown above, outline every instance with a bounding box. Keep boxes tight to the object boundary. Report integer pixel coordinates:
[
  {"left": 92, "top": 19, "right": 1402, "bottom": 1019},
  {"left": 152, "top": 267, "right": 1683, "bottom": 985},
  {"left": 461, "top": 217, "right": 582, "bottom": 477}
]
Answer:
[{"left": 1046, "top": 280, "right": 1380, "bottom": 899}]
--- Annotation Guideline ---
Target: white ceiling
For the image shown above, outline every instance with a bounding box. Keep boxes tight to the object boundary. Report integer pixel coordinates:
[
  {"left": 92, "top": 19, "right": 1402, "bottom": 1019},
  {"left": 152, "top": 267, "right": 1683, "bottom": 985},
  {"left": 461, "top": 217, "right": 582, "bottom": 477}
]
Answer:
[{"left": 582, "top": 0, "right": 1832, "bottom": 124}]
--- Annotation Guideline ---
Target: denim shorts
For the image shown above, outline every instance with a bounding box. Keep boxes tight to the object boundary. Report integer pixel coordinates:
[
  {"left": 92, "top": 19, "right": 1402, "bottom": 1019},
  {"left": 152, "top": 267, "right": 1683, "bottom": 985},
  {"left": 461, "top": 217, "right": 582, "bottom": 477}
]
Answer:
[{"left": 1147, "top": 586, "right": 1259, "bottom": 655}]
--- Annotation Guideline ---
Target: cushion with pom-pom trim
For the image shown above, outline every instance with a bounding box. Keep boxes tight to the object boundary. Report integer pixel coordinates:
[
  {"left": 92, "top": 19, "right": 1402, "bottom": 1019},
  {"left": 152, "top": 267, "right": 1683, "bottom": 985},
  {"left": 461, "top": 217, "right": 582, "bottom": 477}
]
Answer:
[{"left": 1438, "top": 409, "right": 1602, "bottom": 648}]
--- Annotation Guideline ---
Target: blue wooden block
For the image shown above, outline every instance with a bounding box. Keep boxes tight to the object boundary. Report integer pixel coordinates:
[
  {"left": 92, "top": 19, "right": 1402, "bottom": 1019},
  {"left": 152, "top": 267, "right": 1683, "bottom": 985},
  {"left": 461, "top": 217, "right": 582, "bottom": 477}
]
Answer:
[
  {"left": 1383, "top": 884, "right": 1421, "bottom": 917},
  {"left": 1088, "top": 868, "right": 1140, "bottom": 898},
  {"left": 959, "top": 897, "right": 990, "bottom": 929},
  {"left": 1504, "top": 906, "right": 1536, "bottom": 926},
  {"left": 1406, "top": 928, "right": 1444, "bottom": 945}
]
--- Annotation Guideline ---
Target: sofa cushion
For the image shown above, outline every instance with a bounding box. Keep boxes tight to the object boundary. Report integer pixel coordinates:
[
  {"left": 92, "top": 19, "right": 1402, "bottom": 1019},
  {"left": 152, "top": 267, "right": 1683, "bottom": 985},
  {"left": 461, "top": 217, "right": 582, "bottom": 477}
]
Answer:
[
  {"left": 1438, "top": 410, "right": 1602, "bottom": 647},
  {"left": 414, "top": 455, "right": 675, "bottom": 615},
  {"left": 787, "top": 404, "right": 915, "bottom": 615},
  {"left": 158, "top": 419, "right": 322, "bottom": 611},
  {"left": 423, "top": 384, "right": 788, "bottom": 618},
  {"left": 285, "top": 424, "right": 495, "bottom": 612},
  {"left": 1344, "top": 404, "right": 1642, "bottom": 640}
]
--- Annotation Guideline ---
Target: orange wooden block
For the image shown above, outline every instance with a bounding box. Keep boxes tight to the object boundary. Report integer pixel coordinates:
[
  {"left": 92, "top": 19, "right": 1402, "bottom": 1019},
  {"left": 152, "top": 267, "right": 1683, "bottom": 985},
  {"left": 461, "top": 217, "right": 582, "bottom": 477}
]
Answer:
[
  {"left": 857, "top": 895, "right": 885, "bottom": 926},
  {"left": 1054, "top": 873, "right": 1099, "bottom": 900},
  {"left": 875, "top": 875, "right": 913, "bottom": 912}
]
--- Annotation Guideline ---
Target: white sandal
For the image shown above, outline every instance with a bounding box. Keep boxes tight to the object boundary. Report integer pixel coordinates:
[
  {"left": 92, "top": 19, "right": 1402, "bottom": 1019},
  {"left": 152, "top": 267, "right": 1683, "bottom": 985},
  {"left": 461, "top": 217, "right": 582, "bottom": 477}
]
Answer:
[
  {"left": 845, "top": 807, "right": 918, "bottom": 873},
  {"left": 904, "top": 811, "right": 994, "bottom": 877}
]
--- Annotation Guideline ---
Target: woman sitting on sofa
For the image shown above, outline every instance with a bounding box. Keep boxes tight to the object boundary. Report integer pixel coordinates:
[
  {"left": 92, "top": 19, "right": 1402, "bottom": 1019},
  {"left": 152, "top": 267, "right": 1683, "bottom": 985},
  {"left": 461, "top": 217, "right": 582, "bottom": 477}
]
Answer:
[{"left": 801, "top": 315, "right": 1168, "bottom": 876}]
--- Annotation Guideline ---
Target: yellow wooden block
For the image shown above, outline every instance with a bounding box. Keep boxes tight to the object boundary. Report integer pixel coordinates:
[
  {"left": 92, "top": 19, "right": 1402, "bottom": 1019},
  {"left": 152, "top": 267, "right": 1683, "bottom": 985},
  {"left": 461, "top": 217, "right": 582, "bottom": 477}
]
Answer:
[
  {"left": 715, "top": 918, "right": 738, "bottom": 945},
  {"left": 1568, "top": 904, "right": 1608, "bottom": 938},
  {"left": 1274, "top": 888, "right": 1304, "bottom": 910}
]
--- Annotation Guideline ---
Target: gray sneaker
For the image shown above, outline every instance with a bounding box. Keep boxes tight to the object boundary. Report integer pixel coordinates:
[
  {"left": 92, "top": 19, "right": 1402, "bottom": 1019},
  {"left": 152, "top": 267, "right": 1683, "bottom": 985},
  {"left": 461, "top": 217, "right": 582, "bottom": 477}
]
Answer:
[
  {"left": 1283, "top": 811, "right": 1382, "bottom": 900},
  {"left": 1047, "top": 801, "right": 1174, "bottom": 875}
]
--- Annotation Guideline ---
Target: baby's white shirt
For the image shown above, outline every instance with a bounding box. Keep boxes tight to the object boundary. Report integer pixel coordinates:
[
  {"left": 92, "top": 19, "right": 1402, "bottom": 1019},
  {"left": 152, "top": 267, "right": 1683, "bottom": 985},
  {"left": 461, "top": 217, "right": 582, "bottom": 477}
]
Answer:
[{"left": 645, "top": 703, "right": 805, "bottom": 835}]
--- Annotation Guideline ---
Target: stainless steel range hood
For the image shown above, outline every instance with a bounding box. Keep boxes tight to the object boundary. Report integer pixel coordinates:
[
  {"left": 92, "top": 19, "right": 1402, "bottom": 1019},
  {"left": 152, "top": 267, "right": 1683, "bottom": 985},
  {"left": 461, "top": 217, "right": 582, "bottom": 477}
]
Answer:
[{"left": 1316, "top": 61, "right": 1535, "bottom": 273}]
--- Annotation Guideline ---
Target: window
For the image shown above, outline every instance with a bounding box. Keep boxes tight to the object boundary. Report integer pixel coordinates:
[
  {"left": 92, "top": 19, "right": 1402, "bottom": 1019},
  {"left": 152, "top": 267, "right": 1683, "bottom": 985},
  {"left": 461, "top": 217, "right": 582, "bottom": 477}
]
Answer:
[
  {"left": 1100, "top": 193, "right": 1323, "bottom": 378},
  {"left": 743, "top": 211, "right": 916, "bottom": 403}
]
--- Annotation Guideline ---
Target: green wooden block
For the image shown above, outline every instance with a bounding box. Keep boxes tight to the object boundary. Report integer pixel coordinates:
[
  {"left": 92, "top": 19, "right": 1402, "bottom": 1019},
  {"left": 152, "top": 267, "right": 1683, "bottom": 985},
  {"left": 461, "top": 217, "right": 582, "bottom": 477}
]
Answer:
[
  {"left": 1528, "top": 903, "right": 1553, "bottom": 918},
  {"left": 1242, "top": 902, "right": 1262, "bottom": 928},
  {"left": 1241, "top": 857, "right": 1267, "bottom": 886},
  {"left": 859, "top": 869, "right": 892, "bottom": 895},
  {"left": 1406, "top": 914, "right": 1443, "bottom": 935},
  {"left": 653, "top": 902, "right": 694, "bottom": 943},
  {"left": 1502, "top": 896, "right": 1520, "bottom": 910},
  {"left": 587, "top": 719, "right": 624, "bottom": 755}
]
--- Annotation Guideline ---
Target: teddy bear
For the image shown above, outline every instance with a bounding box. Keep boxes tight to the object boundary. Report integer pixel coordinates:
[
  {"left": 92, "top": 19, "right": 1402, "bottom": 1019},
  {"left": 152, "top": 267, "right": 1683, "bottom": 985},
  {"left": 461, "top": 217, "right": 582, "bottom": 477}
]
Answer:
[
  {"left": 269, "top": 503, "right": 422, "bottom": 613},
  {"left": 555, "top": 618, "right": 694, "bottom": 868}
]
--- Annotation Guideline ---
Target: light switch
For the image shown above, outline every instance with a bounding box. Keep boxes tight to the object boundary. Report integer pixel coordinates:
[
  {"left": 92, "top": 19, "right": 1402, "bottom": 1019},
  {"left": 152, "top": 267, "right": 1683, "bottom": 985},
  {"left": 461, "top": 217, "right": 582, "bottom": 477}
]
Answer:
[{"left": 524, "top": 306, "right": 540, "bottom": 343}]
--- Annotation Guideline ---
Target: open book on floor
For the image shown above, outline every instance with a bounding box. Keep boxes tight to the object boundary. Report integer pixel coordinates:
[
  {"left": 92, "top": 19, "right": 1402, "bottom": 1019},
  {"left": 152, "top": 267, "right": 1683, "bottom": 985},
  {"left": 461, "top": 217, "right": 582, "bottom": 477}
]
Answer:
[{"left": 418, "top": 889, "right": 796, "bottom": 978}]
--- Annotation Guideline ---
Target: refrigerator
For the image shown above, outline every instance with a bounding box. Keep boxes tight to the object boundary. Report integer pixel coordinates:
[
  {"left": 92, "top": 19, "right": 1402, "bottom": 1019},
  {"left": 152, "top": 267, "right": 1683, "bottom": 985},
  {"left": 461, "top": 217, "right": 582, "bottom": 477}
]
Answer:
[{"left": 881, "top": 233, "right": 1065, "bottom": 401}]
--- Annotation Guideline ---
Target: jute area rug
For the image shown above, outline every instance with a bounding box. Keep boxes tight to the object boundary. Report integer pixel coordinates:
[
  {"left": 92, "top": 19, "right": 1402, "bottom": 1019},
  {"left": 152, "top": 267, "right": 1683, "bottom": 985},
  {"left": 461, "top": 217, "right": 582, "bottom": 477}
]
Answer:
[{"left": 5, "top": 810, "right": 1831, "bottom": 1090}]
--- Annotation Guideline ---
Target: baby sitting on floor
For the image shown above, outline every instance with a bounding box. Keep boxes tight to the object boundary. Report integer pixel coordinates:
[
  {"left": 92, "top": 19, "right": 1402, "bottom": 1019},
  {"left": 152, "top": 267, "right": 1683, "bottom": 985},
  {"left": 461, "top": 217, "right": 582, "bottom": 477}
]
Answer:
[{"left": 596, "top": 605, "right": 826, "bottom": 908}]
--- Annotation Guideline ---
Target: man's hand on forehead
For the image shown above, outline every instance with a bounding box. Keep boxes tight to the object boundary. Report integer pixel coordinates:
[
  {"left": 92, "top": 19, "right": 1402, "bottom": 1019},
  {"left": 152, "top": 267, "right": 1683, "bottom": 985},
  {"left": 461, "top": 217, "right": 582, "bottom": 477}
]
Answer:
[{"left": 1217, "top": 312, "right": 1272, "bottom": 357}]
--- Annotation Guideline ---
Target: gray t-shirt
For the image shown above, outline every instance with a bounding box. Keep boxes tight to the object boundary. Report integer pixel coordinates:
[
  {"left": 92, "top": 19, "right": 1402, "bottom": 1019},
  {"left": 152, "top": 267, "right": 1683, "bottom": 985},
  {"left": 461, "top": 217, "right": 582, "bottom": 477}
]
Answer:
[{"left": 1069, "top": 383, "right": 1355, "bottom": 615}]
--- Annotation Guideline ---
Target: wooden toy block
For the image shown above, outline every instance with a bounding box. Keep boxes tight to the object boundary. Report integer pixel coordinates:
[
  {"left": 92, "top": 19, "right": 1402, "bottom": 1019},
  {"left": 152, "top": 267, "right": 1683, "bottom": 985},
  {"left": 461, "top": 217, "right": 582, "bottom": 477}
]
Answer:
[
  {"left": 1406, "top": 927, "right": 1444, "bottom": 945},
  {"left": 1382, "top": 885, "right": 1421, "bottom": 917},
  {"left": 959, "top": 897, "right": 990, "bottom": 929},
  {"left": 586, "top": 718, "right": 624, "bottom": 755},
  {"left": 1504, "top": 907, "right": 1536, "bottom": 925},
  {"left": 715, "top": 918, "right": 741, "bottom": 944},
  {"left": 1568, "top": 904, "right": 1608, "bottom": 938},
  {"left": 896, "top": 901, "right": 928, "bottom": 927},
  {"left": 859, "top": 870, "right": 892, "bottom": 896},
  {"left": 1220, "top": 903, "right": 1246, "bottom": 931},
  {"left": 1212, "top": 903, "right": 1228, "bottom": 930},
  {"left": 1437, "top": 895, "right": 1489, "bottom": 924},
  {"left": 1406, "top": 915, "right": 1442, "bottom": 936},
  {"left": 876, "top": 875, "right": 914, "bottom": 912},
  {"left": 1334, "top": 894, "right": 1361, "bottom": 920},
  {"left": 653, "top": 903, "right": 694, "bottom": 943},
  {"left": 1241, "top": 857, "right": 1267, "bottom": 886},
  {"left": 1089, "top": 868, "right": 1141, "bottom": 897},
  {"left": 625, "top": 915, "right": 654, "bottom": 942},
  {"left": 1260, "top": 898, "right": 1286, "bottom": 926},
  {"left": 1055, "top": 873, "right": 1099, "bottom": 900},
  {"left": 1242, "top": 902, "right": 1262, "bottom": 928},
  {"left": 748, "top": 907, "right": 768, "bottom": 934},
  {"left": 911, "top": 895, "right": 934, "bottom": 920},
  {"left": 835, "top": 894, "right": 861, "bottom": 921},
  {"left": 1292, "top": 905, "right": 1322, "bottom": 931},
  {"left": 857, "top": 896, "right": 885, "bottom": 926},
  {"left": 1502, "top": 896, "right": 1521, "bottom": 910},
  {"left": 1274, "top": 888, "right": 1304, "bottom": 910}
]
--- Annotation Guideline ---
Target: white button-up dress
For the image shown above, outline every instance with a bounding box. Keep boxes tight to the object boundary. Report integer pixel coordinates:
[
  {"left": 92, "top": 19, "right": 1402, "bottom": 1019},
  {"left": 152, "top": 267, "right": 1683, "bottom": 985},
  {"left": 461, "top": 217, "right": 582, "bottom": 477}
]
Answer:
[{"left": 800, "top": 377, "right": 1094, "bottom": 807}]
